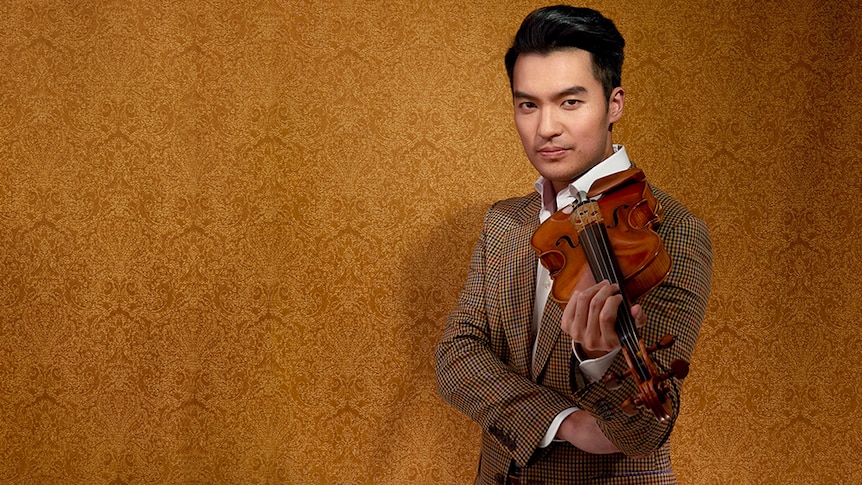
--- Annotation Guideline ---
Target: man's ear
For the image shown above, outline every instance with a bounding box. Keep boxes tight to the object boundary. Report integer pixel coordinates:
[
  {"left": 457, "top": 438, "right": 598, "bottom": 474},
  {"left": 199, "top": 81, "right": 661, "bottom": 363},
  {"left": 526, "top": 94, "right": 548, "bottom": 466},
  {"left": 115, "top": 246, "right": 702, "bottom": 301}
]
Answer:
[{"left": 608, "top": 87, "right": 624, "bottom": 123}]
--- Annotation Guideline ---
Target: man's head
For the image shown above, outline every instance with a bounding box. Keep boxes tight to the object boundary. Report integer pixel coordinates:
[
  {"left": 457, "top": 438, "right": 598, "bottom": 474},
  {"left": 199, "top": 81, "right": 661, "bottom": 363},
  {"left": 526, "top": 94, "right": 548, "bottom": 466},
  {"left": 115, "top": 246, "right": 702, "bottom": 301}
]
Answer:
[
  {"left": 506, "top": 6, "right": 627, "bottom": 192},
  {"left": 505, "top": 5, "right": 624, "bottom": 102}
]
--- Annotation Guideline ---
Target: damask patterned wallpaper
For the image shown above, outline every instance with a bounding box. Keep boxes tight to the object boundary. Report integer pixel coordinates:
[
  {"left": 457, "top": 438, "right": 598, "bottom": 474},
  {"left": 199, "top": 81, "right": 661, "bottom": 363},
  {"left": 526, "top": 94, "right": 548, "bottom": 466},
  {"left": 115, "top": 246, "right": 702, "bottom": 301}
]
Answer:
[{"left": 1, "top": 0, "right": 860, "bottom": 483}]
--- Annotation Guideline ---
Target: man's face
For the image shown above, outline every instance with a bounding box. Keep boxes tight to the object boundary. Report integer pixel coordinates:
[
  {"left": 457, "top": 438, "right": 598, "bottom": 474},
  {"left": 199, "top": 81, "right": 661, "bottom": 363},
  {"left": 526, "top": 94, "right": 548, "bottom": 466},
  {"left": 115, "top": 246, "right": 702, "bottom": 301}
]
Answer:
[{"left": 512, "top": 48, "right": 623, "bottom": 193}]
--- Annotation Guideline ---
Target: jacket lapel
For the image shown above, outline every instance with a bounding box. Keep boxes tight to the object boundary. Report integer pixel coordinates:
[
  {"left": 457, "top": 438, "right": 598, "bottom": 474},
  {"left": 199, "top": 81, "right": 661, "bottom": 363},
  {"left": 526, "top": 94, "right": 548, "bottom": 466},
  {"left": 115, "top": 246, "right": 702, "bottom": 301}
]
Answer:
[
  {"left": 499, "top": 195, "right": 540, "bottom": 379},
  {"left": 495, "top": 193, "right": 566, "bottom": 382},
  {"left": 532, "top": 297, "right": 563, "bottom": 380}
]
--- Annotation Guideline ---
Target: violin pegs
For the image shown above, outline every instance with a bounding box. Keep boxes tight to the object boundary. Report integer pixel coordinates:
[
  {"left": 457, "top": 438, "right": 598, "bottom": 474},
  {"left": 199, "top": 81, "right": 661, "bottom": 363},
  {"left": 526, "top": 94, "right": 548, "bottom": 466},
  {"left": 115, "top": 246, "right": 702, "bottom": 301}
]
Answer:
[
  {"left": 655, "top": 359, "right": 690, "bottom": 386},
  {"left": 658, "top": 334, "right": 676, "bottom": 349},
  {"left": 646, "top": 334, "right": 676, "bottom": 354},
  {"left": 620, "top": 397, "right": 640, "bottom": 416},
  {"left": 602, "top": 372, "right": 623, "bottom": 390},
  {"left": 657, "top": 380, "right": 670, "bottom": 394},
  {"left": 602, "top": 365, "right": 634, "bottom": 390},
  {"left": 669, "top": 359, "right": 689, "bottom": 380}
]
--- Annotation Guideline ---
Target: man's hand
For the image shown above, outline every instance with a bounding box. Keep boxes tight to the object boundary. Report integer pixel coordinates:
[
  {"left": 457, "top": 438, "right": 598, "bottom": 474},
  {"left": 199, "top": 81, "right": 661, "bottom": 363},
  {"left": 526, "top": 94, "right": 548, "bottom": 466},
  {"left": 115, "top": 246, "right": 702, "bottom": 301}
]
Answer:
[
  {"left": 559, "top": 272, "right": 647, "bottom": 359},
  {"left": 555, "top": 409, "right": 620, "bottom": 454}
]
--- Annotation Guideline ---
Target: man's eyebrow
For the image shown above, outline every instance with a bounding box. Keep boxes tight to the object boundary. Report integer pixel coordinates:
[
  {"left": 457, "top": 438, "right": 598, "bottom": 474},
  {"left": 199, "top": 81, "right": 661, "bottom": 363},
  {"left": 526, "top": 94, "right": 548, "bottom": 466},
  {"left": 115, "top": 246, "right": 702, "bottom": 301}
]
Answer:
[
  {"left": 513, "top": 86, "right": 589, "bottom": 100},
  {"left": 560, "top": 86, "right": 588, "bottom": 96}
]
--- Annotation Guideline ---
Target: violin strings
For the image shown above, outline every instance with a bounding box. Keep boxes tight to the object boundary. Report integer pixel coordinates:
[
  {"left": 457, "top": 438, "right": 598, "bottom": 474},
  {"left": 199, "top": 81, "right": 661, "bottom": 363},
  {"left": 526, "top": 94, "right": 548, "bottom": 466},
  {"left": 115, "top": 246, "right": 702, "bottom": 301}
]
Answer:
[{"left": 579, "top": 197, "right": 649, "bottom": 381}]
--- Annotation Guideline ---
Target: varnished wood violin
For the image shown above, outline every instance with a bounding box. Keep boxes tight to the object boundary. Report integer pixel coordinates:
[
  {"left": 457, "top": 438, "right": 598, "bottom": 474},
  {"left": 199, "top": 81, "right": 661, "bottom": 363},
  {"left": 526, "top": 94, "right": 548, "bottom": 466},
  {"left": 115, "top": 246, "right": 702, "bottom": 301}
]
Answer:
[{"left": 530, "top": 167, "right": 688, "bottom": 422}]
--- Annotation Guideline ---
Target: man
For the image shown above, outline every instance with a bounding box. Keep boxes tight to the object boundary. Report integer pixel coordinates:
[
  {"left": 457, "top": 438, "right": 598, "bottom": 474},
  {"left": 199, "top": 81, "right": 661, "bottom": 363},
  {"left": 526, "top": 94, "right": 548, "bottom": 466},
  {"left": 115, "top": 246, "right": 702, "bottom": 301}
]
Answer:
[{"left": 435, "top": 5, "right": 712, "bottom": 484}]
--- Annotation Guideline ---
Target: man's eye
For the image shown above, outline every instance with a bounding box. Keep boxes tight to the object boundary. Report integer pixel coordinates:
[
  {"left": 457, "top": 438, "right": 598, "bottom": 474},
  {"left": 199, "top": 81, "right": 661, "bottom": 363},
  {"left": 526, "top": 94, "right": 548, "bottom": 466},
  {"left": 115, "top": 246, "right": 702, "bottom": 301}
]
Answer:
[
  {"left": 563, "top": 99, "right": 581, "bottom": 107},
  {"left": 519, "top": 102, "right": 536, "bottom": 110}
]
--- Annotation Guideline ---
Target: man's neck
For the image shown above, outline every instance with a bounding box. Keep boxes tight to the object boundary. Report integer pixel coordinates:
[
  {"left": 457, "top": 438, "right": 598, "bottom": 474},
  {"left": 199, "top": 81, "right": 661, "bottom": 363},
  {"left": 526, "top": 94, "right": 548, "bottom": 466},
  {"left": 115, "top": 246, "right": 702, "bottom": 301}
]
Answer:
[{"left": 535, "top": 145, "right": 632, "bottom": 221}]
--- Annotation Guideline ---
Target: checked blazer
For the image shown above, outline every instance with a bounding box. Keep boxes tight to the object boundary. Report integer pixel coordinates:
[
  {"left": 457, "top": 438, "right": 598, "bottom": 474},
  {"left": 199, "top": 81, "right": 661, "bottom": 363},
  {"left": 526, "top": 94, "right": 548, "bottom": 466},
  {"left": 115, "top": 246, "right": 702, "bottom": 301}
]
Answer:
[{"left": 435, "top": 185, "right": 712, "bottom": 484}]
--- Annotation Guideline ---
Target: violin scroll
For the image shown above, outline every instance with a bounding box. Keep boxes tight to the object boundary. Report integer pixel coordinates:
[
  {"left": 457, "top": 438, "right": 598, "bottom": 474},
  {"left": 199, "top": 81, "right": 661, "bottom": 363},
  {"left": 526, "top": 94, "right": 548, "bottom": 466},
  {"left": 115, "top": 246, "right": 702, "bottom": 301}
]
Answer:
[
  {"left": 619, "top": 366, "right": 691, "bottom": 421},
  {"left": 612, "top": 337, "right": 690, "bottom": 422}
]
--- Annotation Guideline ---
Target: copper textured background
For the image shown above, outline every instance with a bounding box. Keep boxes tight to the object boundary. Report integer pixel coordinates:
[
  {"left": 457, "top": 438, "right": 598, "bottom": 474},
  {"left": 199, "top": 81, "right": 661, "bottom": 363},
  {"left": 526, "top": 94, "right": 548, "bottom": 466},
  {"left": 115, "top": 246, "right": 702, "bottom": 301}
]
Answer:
[{"left": 1, "top": 0, "right": 860, "bottom": 483}]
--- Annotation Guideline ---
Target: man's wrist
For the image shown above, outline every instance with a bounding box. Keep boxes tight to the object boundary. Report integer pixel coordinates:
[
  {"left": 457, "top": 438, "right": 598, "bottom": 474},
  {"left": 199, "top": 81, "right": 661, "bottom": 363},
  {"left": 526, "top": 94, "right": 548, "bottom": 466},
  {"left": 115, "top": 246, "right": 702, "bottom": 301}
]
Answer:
[
  {"left": 572, "top": 340, "right": 611, "bottom": 360},
  {"left": 572, "top": 339, "right": 621, "bottom": 383},
  {"left": 540, "top": 407, "right": 579, "bottom": 448}
]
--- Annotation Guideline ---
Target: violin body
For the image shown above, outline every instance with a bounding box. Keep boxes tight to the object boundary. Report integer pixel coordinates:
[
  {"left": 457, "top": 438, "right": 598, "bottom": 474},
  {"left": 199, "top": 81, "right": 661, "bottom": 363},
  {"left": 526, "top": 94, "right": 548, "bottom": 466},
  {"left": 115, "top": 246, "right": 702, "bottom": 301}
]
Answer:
[
  {"left": 530, "top": 167, "right": 687, "bottom": 422},
  {"left": 531, "top": 168, "right": 671, "bottom": 305}
]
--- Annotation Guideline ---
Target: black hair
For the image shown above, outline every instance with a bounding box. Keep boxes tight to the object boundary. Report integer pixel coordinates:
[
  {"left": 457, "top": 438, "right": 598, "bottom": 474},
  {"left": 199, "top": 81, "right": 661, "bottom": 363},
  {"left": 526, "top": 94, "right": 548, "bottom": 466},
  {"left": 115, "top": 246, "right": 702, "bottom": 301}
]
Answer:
[{"left": 504, "top": 5, "right": 625, "bottom": 100}]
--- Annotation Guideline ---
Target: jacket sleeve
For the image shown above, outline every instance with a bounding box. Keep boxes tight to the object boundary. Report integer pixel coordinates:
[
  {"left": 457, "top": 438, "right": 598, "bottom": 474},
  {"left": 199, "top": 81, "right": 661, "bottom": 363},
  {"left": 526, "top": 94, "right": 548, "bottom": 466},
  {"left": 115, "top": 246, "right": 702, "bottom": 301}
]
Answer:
[
  {"left": 573, "top": 211, "right": 713, "bottom": 456},
  {"left": 434, "top": 205, "right": 576, "bottom": 467}
]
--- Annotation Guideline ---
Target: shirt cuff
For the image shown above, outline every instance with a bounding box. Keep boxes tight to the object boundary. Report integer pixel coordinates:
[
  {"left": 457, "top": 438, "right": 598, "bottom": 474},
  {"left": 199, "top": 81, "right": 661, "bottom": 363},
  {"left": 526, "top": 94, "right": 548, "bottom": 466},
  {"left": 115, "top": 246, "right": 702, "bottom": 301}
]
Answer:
[
  {"left": 572, "top": 339, "right": 621, "bottom": 383},
  {"left": 539, "top": 407, "right": 580, "bottom": 448}
]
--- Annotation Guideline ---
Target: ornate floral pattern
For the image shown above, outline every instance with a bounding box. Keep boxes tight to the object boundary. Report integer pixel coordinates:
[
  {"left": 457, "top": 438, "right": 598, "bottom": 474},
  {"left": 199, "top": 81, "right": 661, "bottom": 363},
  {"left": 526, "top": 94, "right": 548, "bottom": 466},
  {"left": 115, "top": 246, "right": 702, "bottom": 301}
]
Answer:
[{"left": 1, "top": 1, "right": 860, "bottom": 483}]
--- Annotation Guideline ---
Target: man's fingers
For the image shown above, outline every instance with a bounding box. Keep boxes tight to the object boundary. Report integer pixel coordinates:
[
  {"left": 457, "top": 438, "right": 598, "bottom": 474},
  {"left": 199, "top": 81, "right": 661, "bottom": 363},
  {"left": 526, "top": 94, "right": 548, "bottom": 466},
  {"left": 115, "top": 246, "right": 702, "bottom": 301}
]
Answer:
[
  {"left": 631, "top": 304, "right": 647, "bottom": 328},
  {"left": 578, "top": 281, "right": 622, "bottom": 352}
]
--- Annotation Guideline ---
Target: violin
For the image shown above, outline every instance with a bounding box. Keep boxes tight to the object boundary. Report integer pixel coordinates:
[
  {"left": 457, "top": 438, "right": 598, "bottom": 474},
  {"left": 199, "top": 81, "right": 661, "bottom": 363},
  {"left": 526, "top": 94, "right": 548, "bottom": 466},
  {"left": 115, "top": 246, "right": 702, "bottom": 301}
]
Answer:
[{"left": 530, "top": 167, "right": 688, "bottom": 422}]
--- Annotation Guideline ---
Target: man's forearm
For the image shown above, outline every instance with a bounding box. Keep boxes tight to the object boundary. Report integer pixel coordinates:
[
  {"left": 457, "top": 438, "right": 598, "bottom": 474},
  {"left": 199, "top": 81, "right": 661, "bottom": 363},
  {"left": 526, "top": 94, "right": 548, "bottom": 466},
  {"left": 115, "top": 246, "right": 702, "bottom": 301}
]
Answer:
[{"left": 555, "top": 409, "right": 620, "bottom": 454}]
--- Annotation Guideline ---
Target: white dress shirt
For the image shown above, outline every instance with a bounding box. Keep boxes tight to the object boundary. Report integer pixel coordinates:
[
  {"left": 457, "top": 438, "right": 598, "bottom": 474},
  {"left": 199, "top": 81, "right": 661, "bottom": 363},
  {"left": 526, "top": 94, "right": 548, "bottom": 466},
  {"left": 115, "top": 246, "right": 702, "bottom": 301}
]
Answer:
[{"left": 534, "top": 145, "right": 631, "bottom": 447}]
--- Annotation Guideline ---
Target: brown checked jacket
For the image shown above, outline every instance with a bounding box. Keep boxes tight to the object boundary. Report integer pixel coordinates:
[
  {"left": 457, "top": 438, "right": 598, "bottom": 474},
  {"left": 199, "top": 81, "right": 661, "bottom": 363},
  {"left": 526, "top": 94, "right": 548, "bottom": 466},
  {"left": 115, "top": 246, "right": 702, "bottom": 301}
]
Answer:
[{"left": 435, "top": 186, "right": 712, "bottom": 484}]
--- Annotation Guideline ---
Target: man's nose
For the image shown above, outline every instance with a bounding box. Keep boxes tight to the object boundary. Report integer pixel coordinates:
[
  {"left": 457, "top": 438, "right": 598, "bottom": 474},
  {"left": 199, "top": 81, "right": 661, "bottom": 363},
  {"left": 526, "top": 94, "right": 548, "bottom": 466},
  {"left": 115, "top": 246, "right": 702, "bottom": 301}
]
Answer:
[{"left": 537, "top": 108, "right": 562, "bottom": 139}]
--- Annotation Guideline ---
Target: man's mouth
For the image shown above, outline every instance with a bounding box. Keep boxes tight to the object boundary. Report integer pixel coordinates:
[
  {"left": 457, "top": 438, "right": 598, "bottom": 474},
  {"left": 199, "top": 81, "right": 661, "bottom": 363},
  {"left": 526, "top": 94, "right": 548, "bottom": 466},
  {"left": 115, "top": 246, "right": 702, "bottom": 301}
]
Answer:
[{"left": 537, "top": 146, "right": 570, "bottom": 158}]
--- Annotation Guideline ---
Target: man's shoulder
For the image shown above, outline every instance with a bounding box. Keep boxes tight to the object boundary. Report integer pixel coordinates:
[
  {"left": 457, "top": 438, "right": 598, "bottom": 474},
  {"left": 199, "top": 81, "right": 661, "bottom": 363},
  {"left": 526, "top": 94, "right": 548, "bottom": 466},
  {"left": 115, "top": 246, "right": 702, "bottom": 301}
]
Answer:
[
  {"left": 650, "top": 186, "right": 712, "bottom": 254},
  {"left": 475, "top": 192, "right": 541, "bottom": 242},
  {"left": 651, "top": 186, "right": 700, "bottom": 226},
  {"left": 486, "top": 192, "right": 540, "bottom": 220}
]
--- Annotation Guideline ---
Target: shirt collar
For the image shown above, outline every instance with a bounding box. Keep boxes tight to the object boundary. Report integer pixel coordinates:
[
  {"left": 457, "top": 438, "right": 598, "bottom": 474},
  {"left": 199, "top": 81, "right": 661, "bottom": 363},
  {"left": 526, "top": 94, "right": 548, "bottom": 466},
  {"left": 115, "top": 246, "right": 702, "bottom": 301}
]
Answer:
[{"left": 534, "top": 145, "right": 632, "bottom": 223}]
